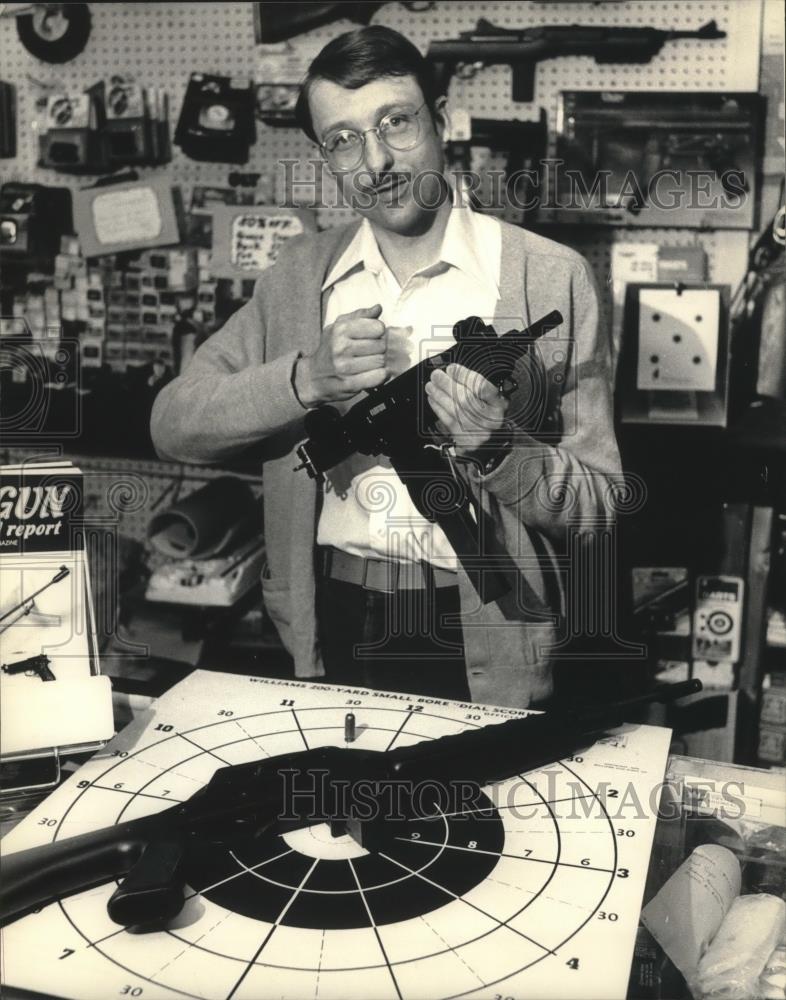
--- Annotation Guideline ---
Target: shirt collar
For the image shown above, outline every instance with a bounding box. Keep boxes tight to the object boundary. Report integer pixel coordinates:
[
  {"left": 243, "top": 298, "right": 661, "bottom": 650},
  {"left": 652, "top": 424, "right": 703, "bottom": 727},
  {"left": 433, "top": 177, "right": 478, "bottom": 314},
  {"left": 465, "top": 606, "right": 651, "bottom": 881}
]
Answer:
[
  {"left": 322, "top": 200, "right": 500, "bottom": 295},
  {"left": 437, "top": 200, "right": 500, "bottom": 294},
  {"left": 322, "top": 221, "right": 375, "bottom": 291}
]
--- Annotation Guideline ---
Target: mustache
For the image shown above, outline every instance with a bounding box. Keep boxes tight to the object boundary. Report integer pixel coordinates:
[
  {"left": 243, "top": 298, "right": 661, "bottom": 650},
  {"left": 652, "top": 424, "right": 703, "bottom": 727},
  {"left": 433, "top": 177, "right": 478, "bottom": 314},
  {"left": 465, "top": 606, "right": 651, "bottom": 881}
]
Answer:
[{"left": 352, "top": 169, "right": 411, "bottom": 192}]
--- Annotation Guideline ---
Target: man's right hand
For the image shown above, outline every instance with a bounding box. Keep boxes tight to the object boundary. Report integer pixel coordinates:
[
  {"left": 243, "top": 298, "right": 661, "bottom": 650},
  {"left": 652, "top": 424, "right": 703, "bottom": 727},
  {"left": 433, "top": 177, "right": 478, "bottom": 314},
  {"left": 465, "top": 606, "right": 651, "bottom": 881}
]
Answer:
[{"left": 294, "top": 304, "right": 388, "bottom": 407}]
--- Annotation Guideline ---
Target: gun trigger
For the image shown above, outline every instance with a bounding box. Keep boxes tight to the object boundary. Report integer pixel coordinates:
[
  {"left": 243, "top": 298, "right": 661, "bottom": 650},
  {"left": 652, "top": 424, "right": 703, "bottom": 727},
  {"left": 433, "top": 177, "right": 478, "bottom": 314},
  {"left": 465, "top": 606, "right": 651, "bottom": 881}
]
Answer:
[
  {"left": 439, "top": 442, "right": 460, "bottom": 482},
  {"left": 107, "top": 840, "right": 186, "bottom": 927},
  {"left": 422, "top": 442, "right": 460, "bottom": 483},
  {"left": 456, "top": 60, "right": 482, "bottom": 81}
]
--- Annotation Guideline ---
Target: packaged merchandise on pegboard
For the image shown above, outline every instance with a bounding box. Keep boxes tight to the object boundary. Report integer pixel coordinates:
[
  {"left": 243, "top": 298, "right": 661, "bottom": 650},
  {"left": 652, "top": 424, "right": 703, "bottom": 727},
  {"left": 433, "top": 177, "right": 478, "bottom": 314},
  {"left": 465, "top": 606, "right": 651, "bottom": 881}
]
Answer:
[{"left": 0, "top": 2, "right": 770, "bottom": 358}]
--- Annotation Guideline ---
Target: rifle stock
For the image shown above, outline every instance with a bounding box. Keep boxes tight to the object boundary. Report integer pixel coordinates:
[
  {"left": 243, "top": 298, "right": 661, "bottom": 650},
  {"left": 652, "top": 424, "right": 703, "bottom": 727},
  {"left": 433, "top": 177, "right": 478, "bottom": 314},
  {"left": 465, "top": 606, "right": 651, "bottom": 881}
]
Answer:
[
  {"left": 256, "top": 2, "right": 386, "bottom": 43},
  {"left": 1, "top": 813, "right": 161, "bottom": 927},
  {"left": 255, "top": 2, "right": 434, "bottom": 44}
]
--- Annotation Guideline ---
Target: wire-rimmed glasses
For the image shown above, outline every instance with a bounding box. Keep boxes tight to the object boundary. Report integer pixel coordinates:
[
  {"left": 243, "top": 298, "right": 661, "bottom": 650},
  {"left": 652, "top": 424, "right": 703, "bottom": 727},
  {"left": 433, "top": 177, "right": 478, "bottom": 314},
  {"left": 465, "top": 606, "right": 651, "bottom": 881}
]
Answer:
[{"left": 320, "top": 103, "right": 428, "bottom": 171}]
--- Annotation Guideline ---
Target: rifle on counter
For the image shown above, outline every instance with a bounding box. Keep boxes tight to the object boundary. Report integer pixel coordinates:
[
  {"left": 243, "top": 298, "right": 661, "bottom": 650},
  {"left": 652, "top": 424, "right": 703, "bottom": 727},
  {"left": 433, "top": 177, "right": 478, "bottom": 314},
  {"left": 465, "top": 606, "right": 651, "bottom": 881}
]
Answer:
[
  {"left": 295, "top": 310, "right": 562, "bottom": 605},
  {"left": 427, "top": 19, "right": 726, "bottom": 103},
  {"left": 0, "top": 679, "right": 701, "bottom": 930}
]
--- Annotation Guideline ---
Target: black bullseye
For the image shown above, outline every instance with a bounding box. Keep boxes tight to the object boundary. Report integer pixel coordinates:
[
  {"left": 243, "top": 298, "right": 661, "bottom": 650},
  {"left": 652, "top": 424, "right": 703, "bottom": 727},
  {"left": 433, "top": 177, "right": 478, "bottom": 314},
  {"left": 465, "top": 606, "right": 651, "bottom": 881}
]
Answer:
[
  {"left": 183, "top": 792, "right": 505, "bottom": 929},
  {"left": 17, "top": 688, "right": 655, "bottom": 1000}
]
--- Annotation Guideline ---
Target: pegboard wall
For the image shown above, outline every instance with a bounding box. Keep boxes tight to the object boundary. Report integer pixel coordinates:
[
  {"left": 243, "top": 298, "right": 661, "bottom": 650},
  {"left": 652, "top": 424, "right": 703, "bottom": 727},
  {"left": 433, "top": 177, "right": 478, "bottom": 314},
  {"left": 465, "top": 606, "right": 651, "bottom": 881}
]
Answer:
[{"left": 0, "top": 1, "right": 772, "bottom": 322}]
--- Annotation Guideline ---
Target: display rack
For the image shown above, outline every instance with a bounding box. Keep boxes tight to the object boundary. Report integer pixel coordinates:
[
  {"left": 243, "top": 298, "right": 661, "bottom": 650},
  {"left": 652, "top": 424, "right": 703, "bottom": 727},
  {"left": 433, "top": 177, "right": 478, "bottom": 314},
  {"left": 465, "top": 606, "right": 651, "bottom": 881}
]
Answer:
[{"left": 0, "top": 0, "right": 764, "bottom": 306}]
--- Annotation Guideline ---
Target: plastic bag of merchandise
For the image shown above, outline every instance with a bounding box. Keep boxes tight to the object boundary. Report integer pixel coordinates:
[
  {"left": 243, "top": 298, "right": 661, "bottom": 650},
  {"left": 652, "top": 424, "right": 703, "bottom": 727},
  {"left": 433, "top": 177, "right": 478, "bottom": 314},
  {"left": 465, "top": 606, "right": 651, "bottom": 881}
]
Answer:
[
  {"left": 758, "top": 944, "right": 786, "bottom": 1000},
  {"left": 693, "top": 894, "right": 786, "bottom": 999}
]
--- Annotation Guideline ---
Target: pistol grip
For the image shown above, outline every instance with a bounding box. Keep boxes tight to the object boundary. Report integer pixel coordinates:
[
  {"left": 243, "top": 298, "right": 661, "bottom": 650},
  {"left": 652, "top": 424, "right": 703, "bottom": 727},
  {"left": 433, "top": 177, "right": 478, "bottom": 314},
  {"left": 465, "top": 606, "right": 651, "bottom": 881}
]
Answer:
[
  {"left": 511, "top": 64, "right": 536, "bottom": 103},
  {"left": 107, "top": 840, "right": 186, "bottom": 927}
]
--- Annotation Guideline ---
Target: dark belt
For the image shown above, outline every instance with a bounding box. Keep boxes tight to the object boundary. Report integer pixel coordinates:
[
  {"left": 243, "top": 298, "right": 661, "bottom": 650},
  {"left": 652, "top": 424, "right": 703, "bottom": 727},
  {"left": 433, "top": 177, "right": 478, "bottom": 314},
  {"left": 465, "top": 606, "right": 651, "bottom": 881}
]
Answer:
[{"left": 320, "top": 546, "right": 458, "bottom": 593}]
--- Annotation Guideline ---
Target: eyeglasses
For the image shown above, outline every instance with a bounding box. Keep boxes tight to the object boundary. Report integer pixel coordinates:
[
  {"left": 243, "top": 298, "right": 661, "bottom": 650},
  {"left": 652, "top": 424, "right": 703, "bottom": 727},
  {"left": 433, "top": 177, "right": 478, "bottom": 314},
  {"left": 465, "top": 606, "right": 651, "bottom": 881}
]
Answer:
[{"left": 320, "top": 103, "right": 428, "bottom": 171}]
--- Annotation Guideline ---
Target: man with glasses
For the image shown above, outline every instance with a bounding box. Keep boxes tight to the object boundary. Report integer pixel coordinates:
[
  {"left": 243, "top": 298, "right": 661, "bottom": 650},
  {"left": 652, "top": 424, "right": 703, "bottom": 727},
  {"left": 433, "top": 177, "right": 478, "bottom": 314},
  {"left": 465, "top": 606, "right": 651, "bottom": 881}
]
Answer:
[{"left": 151, "top": 26, "right": 621, "bottom": 708}]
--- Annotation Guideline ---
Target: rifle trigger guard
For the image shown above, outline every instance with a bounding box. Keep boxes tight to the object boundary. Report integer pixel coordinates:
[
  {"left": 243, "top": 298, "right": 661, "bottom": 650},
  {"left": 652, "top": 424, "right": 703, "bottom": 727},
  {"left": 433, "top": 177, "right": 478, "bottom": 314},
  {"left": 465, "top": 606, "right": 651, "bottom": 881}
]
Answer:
[
  {"left": 439, "top": 442, "right": 460, "bottom": 483},
  {"left": 423, "top": 441, "right": 460, "bottom": 483},
  {"left": 456, "top": 60, "right": 483, "bottom": 80}
]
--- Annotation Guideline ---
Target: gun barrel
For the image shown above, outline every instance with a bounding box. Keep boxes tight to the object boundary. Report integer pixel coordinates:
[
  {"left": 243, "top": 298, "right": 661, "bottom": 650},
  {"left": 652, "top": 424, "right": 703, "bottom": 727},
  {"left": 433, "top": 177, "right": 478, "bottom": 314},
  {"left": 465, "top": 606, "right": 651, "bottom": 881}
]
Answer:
[
  {"left": 388, "top": 711, "right": 585, "bottom": 786},
  {"left": 673, "top": 20, "right": 725, "bottom": 39},
  {"left": 499, "top": 309, "right": 562, "bottom": 346},
  {"left": 388, "top": 680, "right": 702, "bottom": 786},
  {"left": 0, "top": 566, "right": 71, "bottom": 626}
]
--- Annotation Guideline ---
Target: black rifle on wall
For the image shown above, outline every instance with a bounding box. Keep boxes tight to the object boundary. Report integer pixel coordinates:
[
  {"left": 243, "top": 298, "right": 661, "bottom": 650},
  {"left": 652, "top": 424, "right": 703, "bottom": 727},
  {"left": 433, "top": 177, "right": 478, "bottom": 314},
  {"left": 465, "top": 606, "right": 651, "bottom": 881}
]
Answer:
[{"left": 427, "top": 19, "right": 726, "bottom": 103}]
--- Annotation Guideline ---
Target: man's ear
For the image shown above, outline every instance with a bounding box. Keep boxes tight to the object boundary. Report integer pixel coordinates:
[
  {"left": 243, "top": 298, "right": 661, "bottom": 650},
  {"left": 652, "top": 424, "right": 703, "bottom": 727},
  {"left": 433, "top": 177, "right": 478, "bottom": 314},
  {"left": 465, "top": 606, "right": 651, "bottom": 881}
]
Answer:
[{"left": 433, "top": 95, "right": 450, "bottom": 140}]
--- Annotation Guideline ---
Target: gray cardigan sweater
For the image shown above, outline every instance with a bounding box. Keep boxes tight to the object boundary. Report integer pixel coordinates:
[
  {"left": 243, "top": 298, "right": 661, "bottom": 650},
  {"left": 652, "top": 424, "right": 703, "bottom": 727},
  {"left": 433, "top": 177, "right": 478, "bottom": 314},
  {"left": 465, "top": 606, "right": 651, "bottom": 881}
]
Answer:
[{"left": 151, "top": 220, "right": 622, "bottom": 707}]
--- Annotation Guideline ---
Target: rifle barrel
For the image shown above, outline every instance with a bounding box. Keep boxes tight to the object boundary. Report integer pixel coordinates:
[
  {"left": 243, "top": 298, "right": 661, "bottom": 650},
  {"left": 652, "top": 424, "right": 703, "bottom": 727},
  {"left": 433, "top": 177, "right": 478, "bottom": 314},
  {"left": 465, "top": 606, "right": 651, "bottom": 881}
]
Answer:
[
  {"left": 0, "top": 567, "right": 71, "bottom": 626},
  {"left": 388, "top": 680, "right": 702, "bottom": 785}
]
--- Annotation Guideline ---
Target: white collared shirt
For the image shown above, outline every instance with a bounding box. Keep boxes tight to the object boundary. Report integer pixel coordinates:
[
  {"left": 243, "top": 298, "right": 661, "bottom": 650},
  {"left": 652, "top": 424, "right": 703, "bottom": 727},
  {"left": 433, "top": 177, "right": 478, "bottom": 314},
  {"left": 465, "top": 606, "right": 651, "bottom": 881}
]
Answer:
[{"left": 317, "top": 203, "right": 502, "bottom": 569}]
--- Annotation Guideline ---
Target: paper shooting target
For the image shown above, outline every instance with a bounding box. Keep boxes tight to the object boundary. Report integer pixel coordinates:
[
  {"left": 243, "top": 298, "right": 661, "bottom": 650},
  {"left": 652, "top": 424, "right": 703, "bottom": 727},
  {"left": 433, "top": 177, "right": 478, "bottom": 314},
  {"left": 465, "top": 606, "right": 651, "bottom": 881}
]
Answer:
[{"left": 0, "top": 672, "right": 671, "bottom": 1000}]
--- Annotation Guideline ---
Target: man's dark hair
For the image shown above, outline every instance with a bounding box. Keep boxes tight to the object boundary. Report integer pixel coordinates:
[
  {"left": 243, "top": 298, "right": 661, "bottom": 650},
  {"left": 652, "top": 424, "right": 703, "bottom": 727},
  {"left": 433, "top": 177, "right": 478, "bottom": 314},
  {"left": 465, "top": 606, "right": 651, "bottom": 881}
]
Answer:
[{"left": 295, "top": 25, "right": 441, "bottom": 143}]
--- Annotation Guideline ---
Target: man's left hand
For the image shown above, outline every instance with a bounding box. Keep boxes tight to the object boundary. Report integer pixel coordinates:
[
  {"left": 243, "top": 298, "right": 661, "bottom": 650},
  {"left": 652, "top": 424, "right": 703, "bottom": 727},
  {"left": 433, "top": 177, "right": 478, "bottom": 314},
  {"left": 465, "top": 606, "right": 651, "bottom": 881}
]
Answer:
[{"left": 425, "top": 364, "right": 509, "bottom": 454}]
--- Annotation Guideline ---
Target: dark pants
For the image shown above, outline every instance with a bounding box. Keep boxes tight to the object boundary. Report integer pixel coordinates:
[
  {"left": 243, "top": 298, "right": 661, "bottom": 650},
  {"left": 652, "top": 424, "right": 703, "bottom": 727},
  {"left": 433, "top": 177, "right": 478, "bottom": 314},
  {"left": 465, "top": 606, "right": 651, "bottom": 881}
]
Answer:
[{"left": 317, "top": 576, "right": 471, "bottom": 701}]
